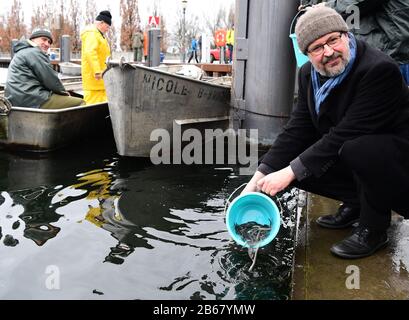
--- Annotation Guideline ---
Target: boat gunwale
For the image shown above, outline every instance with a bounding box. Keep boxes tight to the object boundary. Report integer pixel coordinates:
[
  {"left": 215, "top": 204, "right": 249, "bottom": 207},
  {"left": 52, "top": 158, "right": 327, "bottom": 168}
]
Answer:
[
  {"left": 1, "top": 80, "right": 100, "bottom": 114},
  {"left": 9, "top": 102, "right": 108, "bottom": 114},
  {"left": 106, "top": 63, "right": 231, "bottom": 89}
]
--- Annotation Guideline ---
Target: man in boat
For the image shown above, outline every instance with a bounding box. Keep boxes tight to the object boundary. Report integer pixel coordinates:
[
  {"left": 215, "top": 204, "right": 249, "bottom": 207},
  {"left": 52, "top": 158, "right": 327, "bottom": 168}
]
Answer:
[
  {"left": 5, "top": 28, "right": 85, "bottom": 109},
  {"left": 81, "top": 11, "right": 112, "bottom": 105},
  {"left": 242, "top": 4, "right": 409, "bottom": 259}
]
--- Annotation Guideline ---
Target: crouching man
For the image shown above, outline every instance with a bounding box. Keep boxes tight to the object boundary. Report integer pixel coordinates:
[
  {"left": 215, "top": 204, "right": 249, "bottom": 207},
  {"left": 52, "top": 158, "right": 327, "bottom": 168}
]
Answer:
[{"left": 243, "top": 4, "right": 409, "bottom": 259}]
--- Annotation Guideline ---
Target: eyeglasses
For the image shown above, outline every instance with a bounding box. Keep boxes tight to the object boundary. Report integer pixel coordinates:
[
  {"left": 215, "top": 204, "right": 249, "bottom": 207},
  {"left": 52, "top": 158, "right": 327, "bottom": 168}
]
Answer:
[{"left": 307, "top": 33, "right": 344, "bottom": 56}]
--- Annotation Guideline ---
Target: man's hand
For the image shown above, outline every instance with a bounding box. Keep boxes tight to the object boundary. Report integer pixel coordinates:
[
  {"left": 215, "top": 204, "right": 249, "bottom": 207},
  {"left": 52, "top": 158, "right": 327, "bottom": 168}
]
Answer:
[
  {"left": 256, "top": 166, "right": 296, "bottom": 197},
  {"left": 241, "top": 171, "right": 265, "bottom": 194},
  {"left": 95, "top": 73, "right": 102, "bottom": 80}
]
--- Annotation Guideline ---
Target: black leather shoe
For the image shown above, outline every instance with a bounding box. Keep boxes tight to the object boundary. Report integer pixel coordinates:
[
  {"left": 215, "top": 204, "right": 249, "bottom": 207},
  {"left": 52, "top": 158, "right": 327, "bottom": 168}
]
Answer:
[
  {"left": 316, "top": 205, "right": 360, "bottom": 229},
  {"left": 330, "top": 227, "right": 388, "bottom": 259}
]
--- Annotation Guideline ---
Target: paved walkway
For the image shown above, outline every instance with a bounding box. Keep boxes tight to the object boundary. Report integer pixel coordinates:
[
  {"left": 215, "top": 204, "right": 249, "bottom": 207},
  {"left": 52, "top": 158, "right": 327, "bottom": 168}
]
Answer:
[{"left": 292, "top": 193, "right": 409, "bottom": 299}]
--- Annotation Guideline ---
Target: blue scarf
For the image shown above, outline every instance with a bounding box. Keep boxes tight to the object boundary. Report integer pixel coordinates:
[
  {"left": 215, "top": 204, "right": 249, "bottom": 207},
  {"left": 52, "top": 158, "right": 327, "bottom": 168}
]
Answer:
[
  {"left": 399, "top": 64, "right": 409, "bottom": 85},
  {"left": 311, "top": 33, "right": 357, "bottom": 115}
]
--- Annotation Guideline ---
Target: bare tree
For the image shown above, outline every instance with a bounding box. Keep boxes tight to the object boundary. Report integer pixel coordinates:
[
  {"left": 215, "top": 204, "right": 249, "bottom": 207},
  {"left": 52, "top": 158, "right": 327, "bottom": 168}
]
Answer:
[
  {"left": 146, "top": 0, "right": 161, "bottom": 20},
  {"left": 151, "top": 0, "right": 159, "bottom": 16},
  {"left": 227, "top": 3, "right": 235, "bottom": 27},
  {"left": 31, "top": 1, "right": 48, "bottom": 30},
  {"left": 143, "top": 1, "right": 168, "bottom": 53},
  {"left": 85, "top": 0, "right": 98, "bottom": 26},
  {"left": 159, "top": 15, "right": 168, "bottom": 53},
  {"left": 174, "top": 9, "right": 201, "bottom": 55},
  {"left": 204, "top": 6, "right": 227, "bottom": 41},
  {"left": 148, "top": 1, "right": 169, "bottom": 54},
  {"left": 106, "top": 4, "right": 118, "bottom": 52},
  {"left": 69, "top": 0, "right": 82, "bottom": 53},
  {"left": 3, "top": 0, "right": 27, "bottom": 53},
  {"left": 43, "top": 0, "right": 74, "bottom": 48},
  {"left": 0, "top": 15, "right": 5, "bottom": 53},
  {"left": 30, "top": 0, "right": 78, "bottom": 50},
  {"left": 120, "top": 0, "right": 141, "bottom": 51},
  {"left": 106, "top": 24, "right": 118, "bottom": 53}
]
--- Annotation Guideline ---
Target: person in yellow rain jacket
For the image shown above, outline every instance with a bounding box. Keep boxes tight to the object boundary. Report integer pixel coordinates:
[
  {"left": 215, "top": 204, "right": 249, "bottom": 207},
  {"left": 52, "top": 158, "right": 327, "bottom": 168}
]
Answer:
[
  {"left": 226, "top": 25, "right": 235, "bottom": 64},
  {"left": 80, "top": 11, "right": 112, "bottom": 105}
]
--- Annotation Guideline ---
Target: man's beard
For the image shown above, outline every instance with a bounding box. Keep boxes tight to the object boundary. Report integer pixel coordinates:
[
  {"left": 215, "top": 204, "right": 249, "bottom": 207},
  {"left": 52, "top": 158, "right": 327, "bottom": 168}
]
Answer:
[{"left": 313, "top": 49, "right": 351, "bottom": 77}]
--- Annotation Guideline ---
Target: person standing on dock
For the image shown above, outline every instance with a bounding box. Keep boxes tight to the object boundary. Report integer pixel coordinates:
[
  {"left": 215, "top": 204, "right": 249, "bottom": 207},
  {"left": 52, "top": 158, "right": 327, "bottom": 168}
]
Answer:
[
  {"left": 226, "top": 24, "right": 235, "bottom": 64},
  {"left": 132, "top": 27, "right": 144, "bottom": 63},
  {"left": 242, "top": 4, "right": 409, "bottom": 259},
  {"left": 188, "top": 37, "right": 199, "bottom": 64},
  {"left": 143, "top": 27, "right": 149, "bottom": 62},
  {"left": 5, "top": 28, "right": 85, "bottom": 109},
  {"left": 81, "top": 11, "right": 112, "bottom": 105}
]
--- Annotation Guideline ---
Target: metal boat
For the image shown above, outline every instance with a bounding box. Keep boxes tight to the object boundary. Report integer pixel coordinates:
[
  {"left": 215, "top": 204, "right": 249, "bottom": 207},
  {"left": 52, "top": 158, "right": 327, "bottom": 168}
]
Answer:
[
  {"left": 103, "top": 62, "right": 231, "bottom": 157},
  {"left": 59, "top": 62, "right": 82, "bottom": 76},
  {"left": 0, "top": 82, "right": 110, "bottom": 152}
]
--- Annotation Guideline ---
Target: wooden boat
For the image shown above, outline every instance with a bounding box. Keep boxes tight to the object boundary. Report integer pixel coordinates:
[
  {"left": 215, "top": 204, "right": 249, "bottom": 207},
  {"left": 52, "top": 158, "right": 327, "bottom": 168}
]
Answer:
[
  {"left": 0, "top": 82, "right": 111, "bottom": 152},
  {"left": 103, "top": 62, "right": 231, "bottom": 157}
]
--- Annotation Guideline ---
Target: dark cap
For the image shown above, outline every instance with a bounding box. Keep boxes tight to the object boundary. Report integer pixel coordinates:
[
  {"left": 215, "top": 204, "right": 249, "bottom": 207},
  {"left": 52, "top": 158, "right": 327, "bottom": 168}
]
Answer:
[
  {"left": 30, "top": 28, "right": 53, "bottom": 44},
  {"left": 96, "top": 10, "right": 112, "bottom": 26}
]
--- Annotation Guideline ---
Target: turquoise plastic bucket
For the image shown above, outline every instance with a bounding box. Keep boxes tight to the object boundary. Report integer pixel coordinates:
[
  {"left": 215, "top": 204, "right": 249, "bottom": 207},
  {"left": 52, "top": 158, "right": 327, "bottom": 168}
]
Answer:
[
  {"left": 289, "top": 33, "right": 309, "bottom": 68},
  {"left": 289, "top": 10, "right": 309, "bottom": 68},
  {"left": 226, "top": 192, "right": 280, "bottom": 248}
]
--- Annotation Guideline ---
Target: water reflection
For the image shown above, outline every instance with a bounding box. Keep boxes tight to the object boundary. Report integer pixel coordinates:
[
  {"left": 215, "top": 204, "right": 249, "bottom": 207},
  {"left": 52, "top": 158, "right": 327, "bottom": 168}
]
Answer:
[
  {"left": 10, "top": 187, "right": 62, "bottom": 246},
  {"left": 0, "top": 139, "right": 297, "bottom": 299}
]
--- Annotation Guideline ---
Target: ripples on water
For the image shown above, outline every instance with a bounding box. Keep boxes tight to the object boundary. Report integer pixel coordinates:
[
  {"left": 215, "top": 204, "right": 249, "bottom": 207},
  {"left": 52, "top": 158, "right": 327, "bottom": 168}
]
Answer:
[{"left": 0, "top": 138, "right": 297, "bottom": 300}]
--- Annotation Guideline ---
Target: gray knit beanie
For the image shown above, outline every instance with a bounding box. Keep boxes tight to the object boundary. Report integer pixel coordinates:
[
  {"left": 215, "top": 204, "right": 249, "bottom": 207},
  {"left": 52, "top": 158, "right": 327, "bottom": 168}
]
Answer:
[
  {"left": 30, "top": 28, "right": 53, "bottom": 44},
  {"left": 295, "top": 4, "right": 348, "bottom": 54}
]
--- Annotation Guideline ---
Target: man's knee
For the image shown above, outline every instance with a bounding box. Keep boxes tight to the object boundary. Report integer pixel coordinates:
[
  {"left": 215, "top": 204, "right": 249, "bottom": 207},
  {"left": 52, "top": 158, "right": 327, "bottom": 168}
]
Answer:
[
  {"left": 40, "top": 94, "right": 84, "bottom": 109},
  {"left": 339, "top": 135, "right": 400, "bottom": 175},
  {"left": 339, "top": 136, "right": 378, "bottom": 166}
]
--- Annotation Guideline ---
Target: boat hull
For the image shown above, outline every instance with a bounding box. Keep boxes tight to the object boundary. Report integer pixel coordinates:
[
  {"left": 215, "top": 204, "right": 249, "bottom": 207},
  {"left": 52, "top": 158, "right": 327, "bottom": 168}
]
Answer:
[
  {"left": 104, "top": 64, "right": 231, "bottom": 157},
  {"left": 59, "top": 62, "right": 82, "bottom": 76},
  {"left": 0, "top": 103, "right": 110, "bottom": 152}
]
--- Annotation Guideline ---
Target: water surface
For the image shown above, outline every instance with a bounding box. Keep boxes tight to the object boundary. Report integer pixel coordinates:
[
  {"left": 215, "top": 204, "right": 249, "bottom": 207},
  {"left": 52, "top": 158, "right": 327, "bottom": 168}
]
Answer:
[{"left": 0, "top": 137, "right": 296, "bottom": 300}]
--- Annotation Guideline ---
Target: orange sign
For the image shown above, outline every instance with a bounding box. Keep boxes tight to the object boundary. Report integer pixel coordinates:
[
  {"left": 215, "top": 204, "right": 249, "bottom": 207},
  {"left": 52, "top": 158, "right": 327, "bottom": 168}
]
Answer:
[{"left": 214, "top": 29, "right": 227, "bottom": 47}]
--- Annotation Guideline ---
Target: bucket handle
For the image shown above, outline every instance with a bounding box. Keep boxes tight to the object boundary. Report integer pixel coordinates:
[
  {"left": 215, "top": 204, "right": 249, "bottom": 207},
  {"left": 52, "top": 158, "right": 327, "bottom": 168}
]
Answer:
[
  {"left": 223, "top": 183, "right": 248, "bottom": 216},
  {"left": 223, "top": 183, "right": 285, "bottom": 217},
  {"left": 289, "top": 8, "right": 307, "bottom": 35},
  {"left": 223, "top": 183, "right": 287, "bottom": 228}
]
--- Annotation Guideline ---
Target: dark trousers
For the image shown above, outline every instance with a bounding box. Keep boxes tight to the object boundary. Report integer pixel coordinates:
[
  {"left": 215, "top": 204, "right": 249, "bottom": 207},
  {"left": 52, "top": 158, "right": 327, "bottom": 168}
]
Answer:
[
  {"left": 227, "top": 44, "right": 233, "bottom": 63},
  {"left": 292, "top": 134, "right": 409, "bottom": 232},
  {"left": 188, "top": 50, "right": 198, "bottom": 63},
  {"left": 133, "top": 48, "right": 143, "bottom": 62}
]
